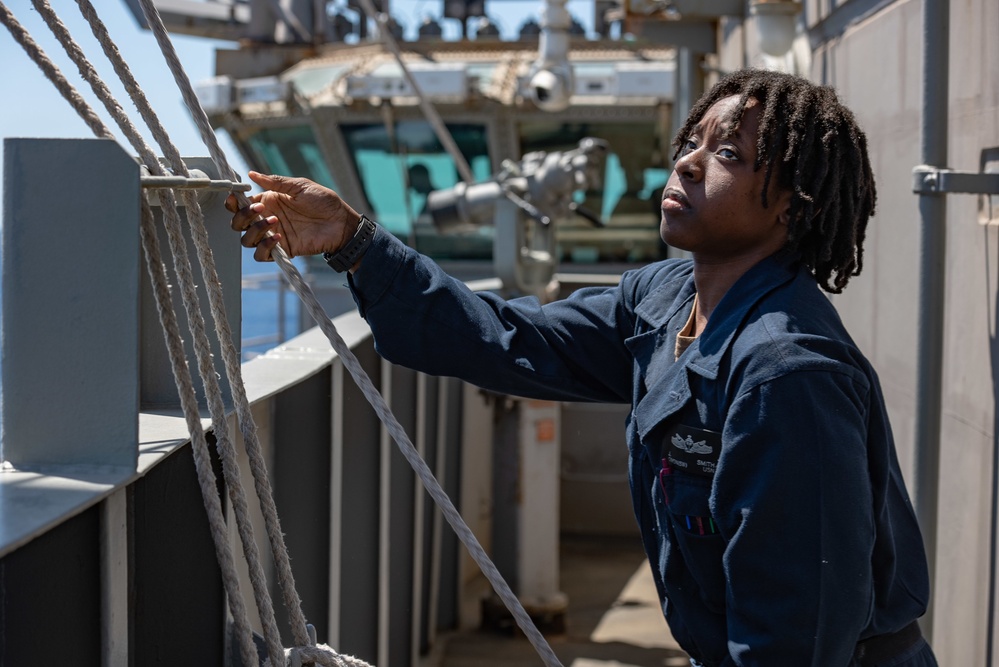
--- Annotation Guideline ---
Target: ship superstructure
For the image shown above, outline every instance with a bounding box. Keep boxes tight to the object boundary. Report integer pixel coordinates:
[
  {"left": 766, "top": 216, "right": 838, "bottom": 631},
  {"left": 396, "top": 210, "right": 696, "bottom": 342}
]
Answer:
[{"left": 2, "top": 0, "right": 998, "bottom": 665}]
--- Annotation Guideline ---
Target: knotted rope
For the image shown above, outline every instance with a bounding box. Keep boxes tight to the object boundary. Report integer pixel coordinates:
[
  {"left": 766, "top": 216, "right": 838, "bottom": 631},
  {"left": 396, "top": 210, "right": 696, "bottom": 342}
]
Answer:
[{"left": 1, "top": 3, "right": 564, "bottom": 666}]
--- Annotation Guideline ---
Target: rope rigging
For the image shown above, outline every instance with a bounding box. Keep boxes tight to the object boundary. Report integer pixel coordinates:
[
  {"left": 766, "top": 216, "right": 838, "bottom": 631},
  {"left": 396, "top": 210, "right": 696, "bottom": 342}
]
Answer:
[{"left": 0, "top": 3, "right": 564, "bottom": 666}]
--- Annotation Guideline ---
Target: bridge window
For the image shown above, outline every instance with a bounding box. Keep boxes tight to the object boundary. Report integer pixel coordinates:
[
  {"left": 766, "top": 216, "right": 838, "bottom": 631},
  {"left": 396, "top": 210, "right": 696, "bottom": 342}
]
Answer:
[
  {"left": 341, "top": 121, "right": 492, "bottom": 237},
  {"left": 246, "top": 125, "right": 338, "bottom": 190}
]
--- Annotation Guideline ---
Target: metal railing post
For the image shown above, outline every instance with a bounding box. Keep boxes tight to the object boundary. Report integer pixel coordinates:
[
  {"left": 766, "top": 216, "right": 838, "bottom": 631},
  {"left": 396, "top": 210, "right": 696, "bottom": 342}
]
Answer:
[
  {"left": 913, "top": 0, "right": 950, "bottom": 641},
  {"left": 2, "top": 138, "right": 140, "bottom": 470},
  {"left": 139, "top": 156, "right": 242, "bottom": 412}
]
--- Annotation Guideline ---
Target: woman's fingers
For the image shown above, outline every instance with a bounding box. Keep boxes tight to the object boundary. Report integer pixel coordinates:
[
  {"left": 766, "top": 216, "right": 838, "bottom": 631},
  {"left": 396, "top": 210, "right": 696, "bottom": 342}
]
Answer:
[
  {"left": 231, "top": 173, "right": 344, "bottom": 262},
  {"left": 230, "top": 201, "right": 271, "bottom": 231},
  {"left": 253, "top": 233, "right": 282, "bottom": 262},
  {"left": 248, "top": 171, "right": 302, "bottom": 195},
  {"left": 239, "top": 215, "right": 277, "bottom": 248},
  {"left": 225, "top": 190, "right": 263, "bottom": 214}
]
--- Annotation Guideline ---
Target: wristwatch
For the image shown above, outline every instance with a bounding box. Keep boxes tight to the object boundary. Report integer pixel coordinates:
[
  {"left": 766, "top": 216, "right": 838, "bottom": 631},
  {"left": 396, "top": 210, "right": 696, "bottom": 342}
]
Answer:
[{"left": 323, "top": 215, "right": 377, "bottom": 272}]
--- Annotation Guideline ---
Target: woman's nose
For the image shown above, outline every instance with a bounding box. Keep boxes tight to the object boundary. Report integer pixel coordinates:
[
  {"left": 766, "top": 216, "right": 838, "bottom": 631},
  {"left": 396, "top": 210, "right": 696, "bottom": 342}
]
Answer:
[{"left": 674, "top": 149, "right": 703, "bottom": 182}]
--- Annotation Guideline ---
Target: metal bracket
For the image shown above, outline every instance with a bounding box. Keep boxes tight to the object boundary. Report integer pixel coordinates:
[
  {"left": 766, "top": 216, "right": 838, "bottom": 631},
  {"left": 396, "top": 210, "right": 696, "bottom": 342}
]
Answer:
[
  {"left": 139, "top": 166, "right": 252, "bottom": 193},
  {"left": 139, "top": 166, "right": 251, "bottom": 208},
  {"left": 912, "top": 165, "right": 999, "bottom": 195}
]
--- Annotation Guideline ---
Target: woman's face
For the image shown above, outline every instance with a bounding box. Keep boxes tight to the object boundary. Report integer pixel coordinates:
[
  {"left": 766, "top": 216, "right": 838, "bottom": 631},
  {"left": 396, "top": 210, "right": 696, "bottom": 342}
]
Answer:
[{"left": 660, "top": 95, "right": 791, "bottom": 266}]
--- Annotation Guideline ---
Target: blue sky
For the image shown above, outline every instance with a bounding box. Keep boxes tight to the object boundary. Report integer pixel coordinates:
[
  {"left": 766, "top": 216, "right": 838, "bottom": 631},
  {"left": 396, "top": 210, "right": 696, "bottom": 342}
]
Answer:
[
  {"left": 0, "top": 0, "right": 594, "bottom": 229},
  {"left": 0, "top": 1, "right": 249, "bottom": 227},
  {"left": 0, "top": 0, "right": 596, "bottom": 372}
]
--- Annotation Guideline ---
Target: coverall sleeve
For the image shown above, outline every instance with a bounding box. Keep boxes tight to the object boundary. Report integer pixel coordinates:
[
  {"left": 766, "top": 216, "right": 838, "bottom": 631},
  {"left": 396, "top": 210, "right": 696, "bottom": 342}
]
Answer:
[
  {"left": 713, "top": 369, "right": 874, "bottom": 666},
  {"left": 347, "top": 229, "right": 636, "bottom": 403}
]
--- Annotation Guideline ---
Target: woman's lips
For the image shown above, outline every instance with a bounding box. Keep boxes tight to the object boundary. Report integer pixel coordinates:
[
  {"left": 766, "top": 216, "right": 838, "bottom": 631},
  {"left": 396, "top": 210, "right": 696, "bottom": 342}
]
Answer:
[{"left": 662, "top": 188, "right": 690, "bottom": 211}]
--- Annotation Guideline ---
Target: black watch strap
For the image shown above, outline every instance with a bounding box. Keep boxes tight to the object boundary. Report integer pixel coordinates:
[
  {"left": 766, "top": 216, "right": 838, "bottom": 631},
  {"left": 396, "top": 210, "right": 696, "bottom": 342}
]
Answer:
[{"left": 323, "top": 215, "right": 377, "bottom": 272}]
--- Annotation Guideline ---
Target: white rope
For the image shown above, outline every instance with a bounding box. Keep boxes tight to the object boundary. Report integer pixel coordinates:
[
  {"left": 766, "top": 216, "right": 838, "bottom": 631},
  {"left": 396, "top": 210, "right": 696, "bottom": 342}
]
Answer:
[
  {"left": 0, "top": 3, "right": 107, "bottom": 139},
  {"left": 72, "top": 0, "right": 316, "bottom": 657},
  {"left": 131, "top": 1, "right": 564, "bottom": 664},
  {"left": 21, "top": 2, "right": 341, "bottom": 663},
  {"left": 0, "top": 3, "right": 266, "bottom": 664},
  {"left": 139, "top": 196, "right": 266, "bottom": 667},
  {"left": 286, "top": 644, "right": 374, "bottom": 667},
  {"left": 25, "top": 3, "right": 287, "bottom": 664}
]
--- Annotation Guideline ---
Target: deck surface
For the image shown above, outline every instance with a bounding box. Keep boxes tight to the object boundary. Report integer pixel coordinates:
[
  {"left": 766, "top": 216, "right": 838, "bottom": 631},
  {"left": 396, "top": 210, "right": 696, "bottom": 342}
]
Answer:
[{"left": 428, "top": 536, "right": 691, "bottom": 667}]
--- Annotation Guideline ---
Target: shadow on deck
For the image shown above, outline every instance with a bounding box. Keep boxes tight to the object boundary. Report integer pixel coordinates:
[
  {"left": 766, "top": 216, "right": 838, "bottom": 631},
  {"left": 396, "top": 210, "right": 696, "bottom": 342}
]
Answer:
[{"left": 427, "top": 536, "right": 692, "bottom": 667}]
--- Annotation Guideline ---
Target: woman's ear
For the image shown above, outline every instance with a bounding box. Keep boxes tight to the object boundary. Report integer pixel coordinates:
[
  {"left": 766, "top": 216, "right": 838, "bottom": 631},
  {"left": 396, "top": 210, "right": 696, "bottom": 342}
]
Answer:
[{"left": 774, "top": 188, "right": 793, "bottom": 227}]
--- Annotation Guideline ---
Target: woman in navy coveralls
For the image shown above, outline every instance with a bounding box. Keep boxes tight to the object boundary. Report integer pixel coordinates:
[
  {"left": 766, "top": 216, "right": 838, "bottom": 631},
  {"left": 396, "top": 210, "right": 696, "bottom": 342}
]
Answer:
[{"left": 231, "top": 70, "right": 939, "bottom": 666}]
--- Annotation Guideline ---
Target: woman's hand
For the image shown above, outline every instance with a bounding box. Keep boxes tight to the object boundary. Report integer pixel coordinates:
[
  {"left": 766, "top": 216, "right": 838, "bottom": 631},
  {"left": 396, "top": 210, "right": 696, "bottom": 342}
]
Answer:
[{"left": 227, "top": 171, "right": 362, "bottom": 263}]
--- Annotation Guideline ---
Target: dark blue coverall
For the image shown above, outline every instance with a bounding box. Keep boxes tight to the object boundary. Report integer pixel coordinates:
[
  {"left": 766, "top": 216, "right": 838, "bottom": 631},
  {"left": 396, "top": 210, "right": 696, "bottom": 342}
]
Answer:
[{"left": 348, "top": 228, "right": 938, "bottom": 667}]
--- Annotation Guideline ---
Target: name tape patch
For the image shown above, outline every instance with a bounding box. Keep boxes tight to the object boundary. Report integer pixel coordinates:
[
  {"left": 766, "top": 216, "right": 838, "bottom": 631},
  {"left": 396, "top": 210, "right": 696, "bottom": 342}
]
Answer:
[{"left": 664, "top": 424, "right": 721, "bottom": 477}]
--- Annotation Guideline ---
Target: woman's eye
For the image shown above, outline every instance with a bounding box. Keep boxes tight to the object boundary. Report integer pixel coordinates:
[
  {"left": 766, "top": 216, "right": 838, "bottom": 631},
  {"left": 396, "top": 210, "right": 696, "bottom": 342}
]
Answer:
[
  {"left": 718, "top": 147, "right": 739, "bottom": 160},
  {"left": 680, "top": 139, "right": 697, "bottom": 156}
]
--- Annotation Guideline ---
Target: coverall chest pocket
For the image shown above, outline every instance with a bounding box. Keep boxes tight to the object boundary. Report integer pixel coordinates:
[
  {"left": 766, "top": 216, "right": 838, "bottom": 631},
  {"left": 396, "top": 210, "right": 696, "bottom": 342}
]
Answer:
[{"left": 661, "top": 473, "right": 727, "bottom": 612}]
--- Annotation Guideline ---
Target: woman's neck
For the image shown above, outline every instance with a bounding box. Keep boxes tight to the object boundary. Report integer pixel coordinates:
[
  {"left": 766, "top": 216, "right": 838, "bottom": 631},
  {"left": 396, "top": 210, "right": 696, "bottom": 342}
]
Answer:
[{"left": 691, "top": 254, "right": 768, "bottom": 334}]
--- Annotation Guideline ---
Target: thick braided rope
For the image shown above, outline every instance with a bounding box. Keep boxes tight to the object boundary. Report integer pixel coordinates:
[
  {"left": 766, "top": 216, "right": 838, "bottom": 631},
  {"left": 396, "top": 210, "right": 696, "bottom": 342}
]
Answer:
[
  {"left": 134, "top": 0, "right": 241, "bottom": 185},
  {"left": 132, "top": 1, "right": 564, "bottom": 664},
  {"left": 140, "top": 197, "right": 263, "bottom": 667},
  {"left": 5, "top": 5, "right": 361, "bottom": 665},
  {"left": 287, "top": 644, "right": 376, "bottom": 667},
  {"left": 26, "top": 2, "right": 317, "bottom": 664},
  {"left": 1, "top": 3, "right": 264, "bottom": 665},
  {"left": 73, "top": 0, "right": 314, "bottom": 655},
  {"left": 0, "top": 3, "right": 105, "bottom": 138},
  {"left": 8, "top": 5, "right": 375, "bottom": 664}
]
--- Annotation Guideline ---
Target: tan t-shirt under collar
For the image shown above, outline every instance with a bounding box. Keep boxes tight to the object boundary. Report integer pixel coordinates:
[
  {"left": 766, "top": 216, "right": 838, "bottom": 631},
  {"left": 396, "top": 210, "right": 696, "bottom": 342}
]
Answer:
[{"left": 675, "top": 299, "right": 698, "bottom": 360}]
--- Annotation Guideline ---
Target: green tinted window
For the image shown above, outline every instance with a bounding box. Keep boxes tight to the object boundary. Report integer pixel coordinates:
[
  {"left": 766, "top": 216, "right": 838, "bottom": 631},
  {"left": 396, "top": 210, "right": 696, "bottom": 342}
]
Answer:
[
  {"left": 341, "top": 122, "right": 491, "bottom": 236},
  {"left": 246, "top": 125, "right": 337, "bottom": 189}
]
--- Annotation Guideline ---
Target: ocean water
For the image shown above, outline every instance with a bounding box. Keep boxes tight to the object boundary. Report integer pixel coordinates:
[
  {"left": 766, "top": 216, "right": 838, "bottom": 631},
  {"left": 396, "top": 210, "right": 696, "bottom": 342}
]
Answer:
[{"left": 240, "top": 246, "right": 304, "bottom": 360}]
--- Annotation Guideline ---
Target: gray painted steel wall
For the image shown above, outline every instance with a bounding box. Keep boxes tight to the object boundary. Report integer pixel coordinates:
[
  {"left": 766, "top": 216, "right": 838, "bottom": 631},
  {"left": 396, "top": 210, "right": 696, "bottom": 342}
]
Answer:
[
  {"left": 139, "top": 157, "right": 243, "bottom": 413},
  {"left": 716, "top": 0, "right": 999, "bottom": 661},
  {"left": 2, "top": 138, "right": 140, "bottom": 470},
  {"left": 0, "top": 139, "right": 470, "bottom": 666}
]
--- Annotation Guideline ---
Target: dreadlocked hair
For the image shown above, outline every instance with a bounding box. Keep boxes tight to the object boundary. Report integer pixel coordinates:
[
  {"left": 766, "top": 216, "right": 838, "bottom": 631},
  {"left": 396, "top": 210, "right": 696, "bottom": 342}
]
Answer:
[{"left": 672, "top": 69, "right": 877, "bottom": 294}]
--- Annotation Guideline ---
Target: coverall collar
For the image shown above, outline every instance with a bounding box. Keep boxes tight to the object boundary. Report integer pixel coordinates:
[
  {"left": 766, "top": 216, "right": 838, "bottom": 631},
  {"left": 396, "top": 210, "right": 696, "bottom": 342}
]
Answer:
[
  {"left": 627, "top": 253, "right": 800, "bottom": 446},
  {"left": 683, "top": 252, "right": 801, "bottom": 381}
]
